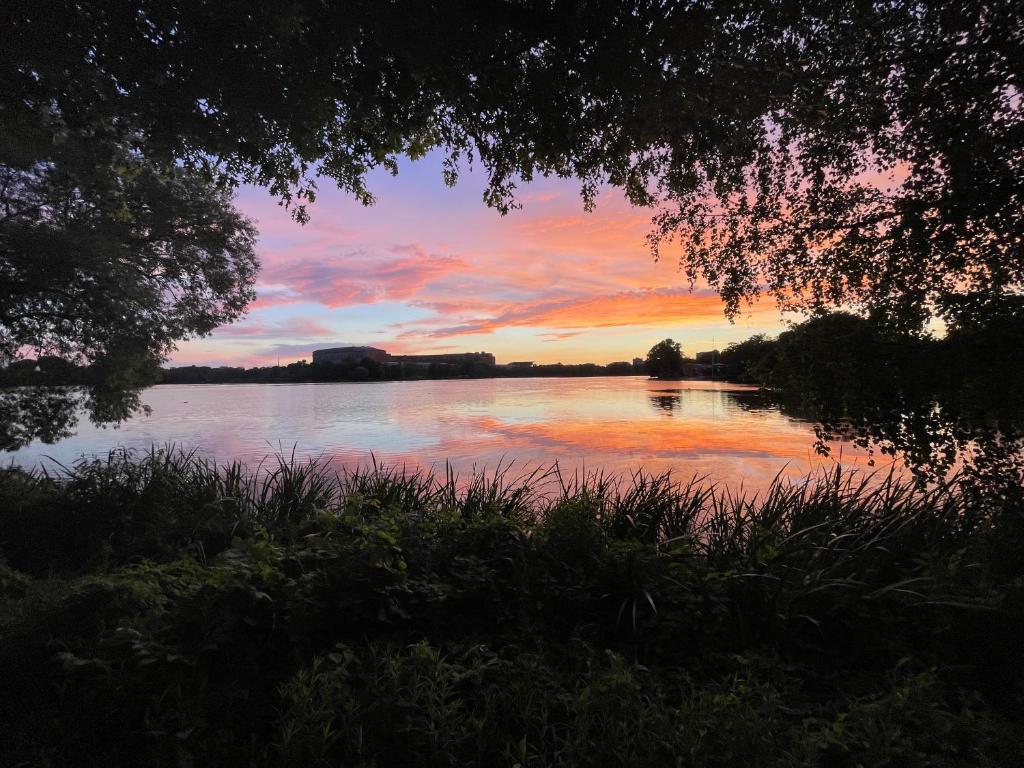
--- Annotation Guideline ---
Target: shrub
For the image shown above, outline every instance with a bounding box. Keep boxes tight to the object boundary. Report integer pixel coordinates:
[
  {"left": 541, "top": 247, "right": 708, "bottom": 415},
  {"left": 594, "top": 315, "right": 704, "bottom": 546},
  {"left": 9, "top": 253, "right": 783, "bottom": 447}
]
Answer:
[{"left": 0, "top": 449, "right": 1021, "bottom": 766}]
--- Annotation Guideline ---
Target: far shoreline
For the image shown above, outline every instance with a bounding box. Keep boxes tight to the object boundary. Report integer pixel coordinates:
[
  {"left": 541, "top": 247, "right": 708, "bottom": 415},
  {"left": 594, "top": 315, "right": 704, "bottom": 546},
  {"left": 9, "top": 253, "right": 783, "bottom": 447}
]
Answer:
[{"left": 151, "top": 373, "right": 754, "bottom": 387}]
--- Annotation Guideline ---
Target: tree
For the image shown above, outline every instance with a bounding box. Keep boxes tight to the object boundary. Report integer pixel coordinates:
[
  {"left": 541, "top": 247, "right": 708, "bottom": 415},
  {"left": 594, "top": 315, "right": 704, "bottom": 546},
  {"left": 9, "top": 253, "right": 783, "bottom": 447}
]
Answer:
[
  {"left": 3, "top": 1, "right": 1020, "bottom": 328},
  {"left": 719, "top": 335, "right": 778, "bottom": 385},
  {"left": 765, "top": 313, "right": 892, "bottom": 395},
  {"left": 645, "top": 339, "right": 685, "bottom": 379},
  {"left": 741, "top": 313, "right": 1023, "bottom": 494},
  {"left": 648, "top": 1, "right": 1024, "bottom": 332},
  {"left": 1, "top": 134, "right": 258, "bottom": 448},
  {"left": 606, "top": 361, "right": 634, "bottom": 375}
]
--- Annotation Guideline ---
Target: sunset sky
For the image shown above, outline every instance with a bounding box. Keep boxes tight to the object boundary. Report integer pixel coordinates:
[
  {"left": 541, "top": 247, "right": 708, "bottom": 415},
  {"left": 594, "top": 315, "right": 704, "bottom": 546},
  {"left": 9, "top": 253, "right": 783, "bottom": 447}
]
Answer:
[{"left": 172, "top": 151, "right": 788, "bottom": 367}]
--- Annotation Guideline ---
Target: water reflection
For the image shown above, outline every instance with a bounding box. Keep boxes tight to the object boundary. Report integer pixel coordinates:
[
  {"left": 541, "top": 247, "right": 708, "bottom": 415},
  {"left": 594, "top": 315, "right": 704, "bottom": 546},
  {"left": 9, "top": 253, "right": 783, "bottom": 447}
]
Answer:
[
  {"left": 6, "top": 378, "right": 882, "bottom": 490},
  {"left": 8, "top": 375, "right": 1017, "bottom": 495},
  {"left": 649, "top": 390, "right": 681, "bottom": 413},
  {"left": 762, "top": 372, "right": 1024, "bottom": 501}
]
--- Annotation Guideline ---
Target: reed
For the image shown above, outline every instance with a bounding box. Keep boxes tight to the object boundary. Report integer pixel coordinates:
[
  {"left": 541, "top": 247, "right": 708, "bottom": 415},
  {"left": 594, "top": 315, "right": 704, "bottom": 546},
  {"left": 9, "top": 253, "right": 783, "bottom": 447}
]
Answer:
[{"left": 0, "top": 447, "right": 1020, "bottom": 766}]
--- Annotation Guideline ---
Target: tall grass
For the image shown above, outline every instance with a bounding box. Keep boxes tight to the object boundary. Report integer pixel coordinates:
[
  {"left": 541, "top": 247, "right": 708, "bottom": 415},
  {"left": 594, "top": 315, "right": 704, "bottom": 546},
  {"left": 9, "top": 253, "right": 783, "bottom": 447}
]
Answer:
[
  {"left": 0, "top": 447, "right": 1021, "bottom": 766},
  {"left": 0, "top": 452, "right": 932, "bottom": 560}
]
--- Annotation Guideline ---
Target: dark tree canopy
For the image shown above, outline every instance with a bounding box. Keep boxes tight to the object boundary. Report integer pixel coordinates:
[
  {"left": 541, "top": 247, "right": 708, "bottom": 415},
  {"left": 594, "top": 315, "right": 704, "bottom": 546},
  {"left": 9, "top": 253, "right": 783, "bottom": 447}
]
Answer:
[
  {"left": 719, "top": 334, "right": 777, "bottom": 384},
  {"left": 4, "top": 1, "right": 1020, "bottom": 328},
  {"left": 0, "top": 132, "right": 258, "bottom": 448},
  {"left": 646, "top": 338, "right": 685, "bottom": 379},
  {"left": 732, "top": 311, "right": 1024, "bottom": 498},
  {"left": 1, "top": 149, "right": 257, "bottom": 365}
]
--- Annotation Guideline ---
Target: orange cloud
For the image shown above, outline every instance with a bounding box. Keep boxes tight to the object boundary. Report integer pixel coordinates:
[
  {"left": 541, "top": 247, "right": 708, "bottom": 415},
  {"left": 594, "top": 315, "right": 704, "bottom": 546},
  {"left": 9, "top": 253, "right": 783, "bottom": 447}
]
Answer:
[
  {"left": 510, "top": 203, "right": 653, "bottom": 256},
  {"left": 405, "top": 288, "right": 777, "bottom": 338}
]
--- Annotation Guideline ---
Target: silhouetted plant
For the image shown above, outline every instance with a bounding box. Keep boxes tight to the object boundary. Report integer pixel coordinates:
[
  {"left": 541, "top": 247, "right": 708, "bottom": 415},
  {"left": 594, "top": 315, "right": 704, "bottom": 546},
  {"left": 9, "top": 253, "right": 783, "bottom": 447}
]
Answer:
[{"left": 0, "top": 449, "right": 1021, "bottom": 766}]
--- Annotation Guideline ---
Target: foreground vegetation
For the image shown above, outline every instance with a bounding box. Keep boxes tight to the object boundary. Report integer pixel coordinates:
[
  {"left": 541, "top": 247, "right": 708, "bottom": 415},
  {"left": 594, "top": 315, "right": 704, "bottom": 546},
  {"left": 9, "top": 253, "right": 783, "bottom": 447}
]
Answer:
[{"left": 1, "top": 449, "right": 1022, "bottom": 767}]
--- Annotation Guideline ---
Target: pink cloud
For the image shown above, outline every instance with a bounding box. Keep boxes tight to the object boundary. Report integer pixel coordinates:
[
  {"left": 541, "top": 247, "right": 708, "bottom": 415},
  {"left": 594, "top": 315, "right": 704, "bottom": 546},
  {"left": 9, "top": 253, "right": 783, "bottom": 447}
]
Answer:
[
  {"left": 211, "top": 317, "right": 336, "bottom": 340},
  {"left": 255, "top": 247, "right": 466, "bottom": 309}
]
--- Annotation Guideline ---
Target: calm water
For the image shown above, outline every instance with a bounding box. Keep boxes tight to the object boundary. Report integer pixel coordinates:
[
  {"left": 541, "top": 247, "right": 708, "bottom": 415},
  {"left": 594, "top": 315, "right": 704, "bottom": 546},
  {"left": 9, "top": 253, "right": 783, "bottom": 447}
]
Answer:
[{"left": 6, "top": 377, "right": 884, "bottom": 489}]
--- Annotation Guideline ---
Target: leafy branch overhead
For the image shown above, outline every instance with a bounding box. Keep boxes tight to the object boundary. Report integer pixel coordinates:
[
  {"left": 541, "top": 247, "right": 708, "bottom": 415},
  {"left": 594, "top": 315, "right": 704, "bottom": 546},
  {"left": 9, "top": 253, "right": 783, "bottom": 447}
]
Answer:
[{"left": 4, "top": 1, "right": 1020, "bottom": 326}]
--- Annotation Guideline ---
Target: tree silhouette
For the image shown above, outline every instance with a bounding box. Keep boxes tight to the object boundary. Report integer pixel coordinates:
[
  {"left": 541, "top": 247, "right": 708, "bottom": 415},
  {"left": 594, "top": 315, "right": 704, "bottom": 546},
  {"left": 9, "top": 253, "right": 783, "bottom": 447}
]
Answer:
[
  {"left": 1, "top": 137, "right": 257, "bottom": 448},
  {"left": 645, "top": 339, "right": 685, "bottom": 379},
  {"left": 3, "top": 1, "right": 1020, "bottom": 327},
  {"left": 719, "top": 335, "right": 777, "bottom": 384}
]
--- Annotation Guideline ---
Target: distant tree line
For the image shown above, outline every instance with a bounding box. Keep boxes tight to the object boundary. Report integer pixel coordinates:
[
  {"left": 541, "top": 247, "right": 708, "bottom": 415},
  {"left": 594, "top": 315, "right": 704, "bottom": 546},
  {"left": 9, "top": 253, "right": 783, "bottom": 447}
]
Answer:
[
  {"left": 0, "top": 358, "right": 645, "bottom": 389},
  {"left": 158, "top": 359, "right": 643, "bottom": 384},
  {"left": 10, "top": 305, "right": 1021, "bottom": 394},
  {"left": 640, "top": 304, "right": 1024, "bottom": 414}
]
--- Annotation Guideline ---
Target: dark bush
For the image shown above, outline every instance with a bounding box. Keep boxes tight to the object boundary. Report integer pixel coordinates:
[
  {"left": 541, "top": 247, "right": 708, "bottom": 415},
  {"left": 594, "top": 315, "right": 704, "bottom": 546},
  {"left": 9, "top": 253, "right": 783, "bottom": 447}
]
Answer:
[{"left": 0, "top": 449, "right": 1021, "bottom": 766}]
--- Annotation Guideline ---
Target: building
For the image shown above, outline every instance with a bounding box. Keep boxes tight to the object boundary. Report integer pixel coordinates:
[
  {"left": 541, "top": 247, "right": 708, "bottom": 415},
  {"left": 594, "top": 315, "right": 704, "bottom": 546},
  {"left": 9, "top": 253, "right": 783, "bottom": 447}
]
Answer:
[
  {"left": 312, "top": 346, "right": 388, "bottom": 365},
  {"left": 682, "top": 360, "right": 727, "bottom": 378},
  {"left": 312, "top": 346, "right": 495, "bottom": 368},
  {"left": 388, "top": 351, "right": 496, "bottom": 367}
]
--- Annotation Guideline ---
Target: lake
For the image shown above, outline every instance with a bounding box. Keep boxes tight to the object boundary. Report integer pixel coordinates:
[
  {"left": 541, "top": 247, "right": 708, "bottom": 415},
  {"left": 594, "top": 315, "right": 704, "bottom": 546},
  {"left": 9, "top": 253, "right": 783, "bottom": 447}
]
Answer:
[{"left": 5, "top": 377, "right": 885, "bottom": 490}]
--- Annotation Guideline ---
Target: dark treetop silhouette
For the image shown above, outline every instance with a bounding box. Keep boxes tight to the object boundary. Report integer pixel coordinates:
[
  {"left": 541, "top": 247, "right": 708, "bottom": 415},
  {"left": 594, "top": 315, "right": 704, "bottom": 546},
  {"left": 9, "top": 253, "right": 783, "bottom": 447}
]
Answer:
[
  {"left": 1, "top": 1, "right": 1022, "bottom": 443},
  {"left": 720, "top": 310, "right": 1024, "bottom": 501},
  {"left": 645, "top": 339, "right": 686, "bottom": 379}
]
